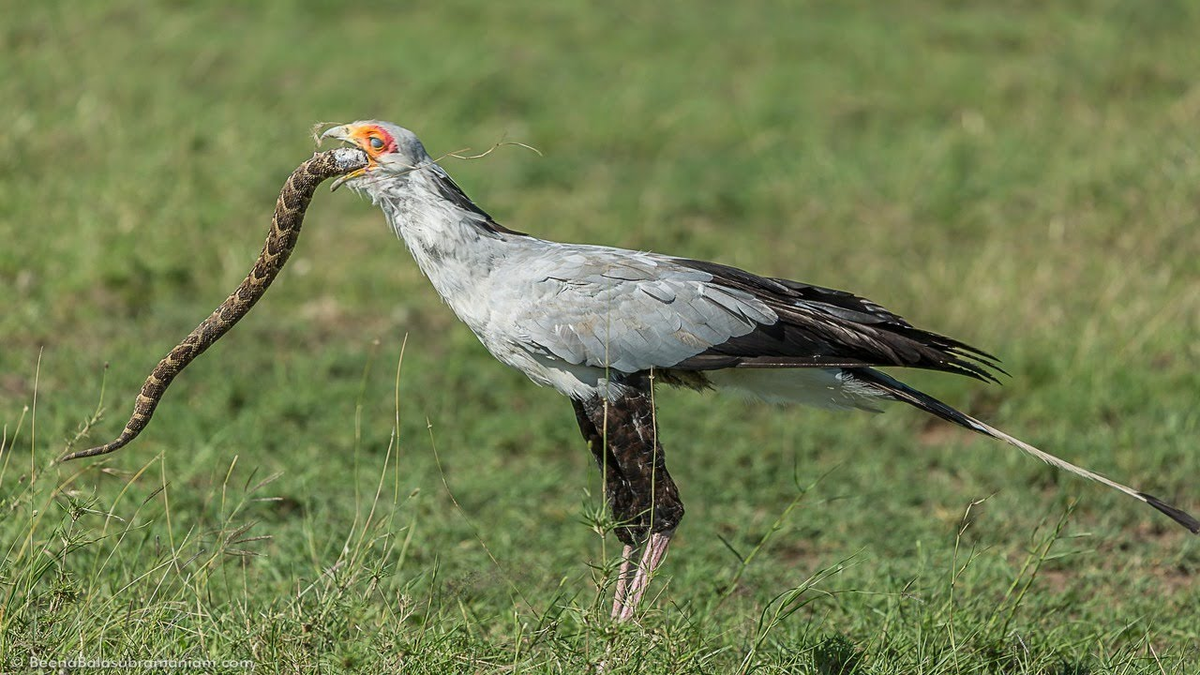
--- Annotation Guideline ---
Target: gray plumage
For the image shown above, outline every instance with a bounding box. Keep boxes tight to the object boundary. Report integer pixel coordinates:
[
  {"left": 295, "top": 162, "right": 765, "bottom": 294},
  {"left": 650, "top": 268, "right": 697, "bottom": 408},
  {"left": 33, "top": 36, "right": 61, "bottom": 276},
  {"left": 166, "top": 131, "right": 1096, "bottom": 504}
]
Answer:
[{"left": 505, "top": 249, "right": 774, "bottom": 375}]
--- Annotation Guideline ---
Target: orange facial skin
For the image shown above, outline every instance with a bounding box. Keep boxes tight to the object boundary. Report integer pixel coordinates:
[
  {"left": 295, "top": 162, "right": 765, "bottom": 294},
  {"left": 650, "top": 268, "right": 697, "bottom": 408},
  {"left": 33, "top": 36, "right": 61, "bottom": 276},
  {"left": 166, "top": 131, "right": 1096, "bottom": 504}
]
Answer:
[{"left": 346, "top": 124, "right": 398, "bottom": 159}]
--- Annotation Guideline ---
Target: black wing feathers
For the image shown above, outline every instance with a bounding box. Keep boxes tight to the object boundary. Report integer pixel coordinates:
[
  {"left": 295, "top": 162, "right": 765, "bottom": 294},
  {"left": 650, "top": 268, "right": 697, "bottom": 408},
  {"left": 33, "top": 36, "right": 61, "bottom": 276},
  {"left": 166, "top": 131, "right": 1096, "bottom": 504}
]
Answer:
[{"left": 673, "top": 258, "right": 1004, "bottom": 382}]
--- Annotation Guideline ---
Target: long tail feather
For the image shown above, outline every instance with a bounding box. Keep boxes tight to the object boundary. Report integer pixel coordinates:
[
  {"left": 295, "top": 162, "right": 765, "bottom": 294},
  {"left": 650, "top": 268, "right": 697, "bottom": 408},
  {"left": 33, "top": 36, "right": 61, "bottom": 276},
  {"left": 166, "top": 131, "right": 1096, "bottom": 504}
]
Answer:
[{"left": 852, "top": 369, "right": 1200, "bottom": 534}]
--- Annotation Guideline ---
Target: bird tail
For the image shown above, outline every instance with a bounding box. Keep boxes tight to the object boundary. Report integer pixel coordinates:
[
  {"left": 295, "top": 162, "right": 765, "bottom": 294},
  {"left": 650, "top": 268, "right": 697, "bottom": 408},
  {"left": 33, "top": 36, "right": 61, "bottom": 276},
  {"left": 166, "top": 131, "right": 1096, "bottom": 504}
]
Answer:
[{"left": 850, "top": 368, "right": 1200, "bottom": 534}]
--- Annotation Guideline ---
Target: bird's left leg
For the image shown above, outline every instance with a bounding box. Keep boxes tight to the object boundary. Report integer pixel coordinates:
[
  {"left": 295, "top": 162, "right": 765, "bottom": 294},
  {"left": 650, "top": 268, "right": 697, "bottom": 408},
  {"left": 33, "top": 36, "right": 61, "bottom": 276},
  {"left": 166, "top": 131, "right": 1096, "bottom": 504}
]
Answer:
[
  {"left": 573, "top": 398, "right": 639, "bottom": 616},
  {"left": 574, "top": 374, "right": 683, "bottom": 621}
]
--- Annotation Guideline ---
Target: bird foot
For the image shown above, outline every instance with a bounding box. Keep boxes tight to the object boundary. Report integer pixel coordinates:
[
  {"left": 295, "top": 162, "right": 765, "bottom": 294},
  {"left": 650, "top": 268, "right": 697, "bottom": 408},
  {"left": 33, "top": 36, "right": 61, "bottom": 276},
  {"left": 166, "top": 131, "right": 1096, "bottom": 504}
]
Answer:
[{"left": 611, "top": 531, "right": 672, "bottom": 621}]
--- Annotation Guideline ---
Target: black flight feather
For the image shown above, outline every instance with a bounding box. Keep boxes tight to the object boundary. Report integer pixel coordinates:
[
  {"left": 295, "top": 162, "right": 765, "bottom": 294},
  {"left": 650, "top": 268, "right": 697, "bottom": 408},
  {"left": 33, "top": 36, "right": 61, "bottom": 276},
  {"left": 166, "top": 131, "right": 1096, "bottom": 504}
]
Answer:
[
  {"left": 850, "top": 368, "right": 1200, "bottom": 535},
  {"left": 671, "top": 258, "right": 1004, "bottom": 382}
]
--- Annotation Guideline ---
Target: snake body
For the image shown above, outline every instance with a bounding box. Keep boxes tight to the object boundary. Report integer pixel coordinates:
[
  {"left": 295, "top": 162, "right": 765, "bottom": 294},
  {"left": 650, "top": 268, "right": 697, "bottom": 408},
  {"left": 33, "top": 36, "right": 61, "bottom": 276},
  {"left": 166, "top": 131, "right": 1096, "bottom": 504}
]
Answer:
[{"left": 62, "top": 147, "right": 369, "bottom": 462}]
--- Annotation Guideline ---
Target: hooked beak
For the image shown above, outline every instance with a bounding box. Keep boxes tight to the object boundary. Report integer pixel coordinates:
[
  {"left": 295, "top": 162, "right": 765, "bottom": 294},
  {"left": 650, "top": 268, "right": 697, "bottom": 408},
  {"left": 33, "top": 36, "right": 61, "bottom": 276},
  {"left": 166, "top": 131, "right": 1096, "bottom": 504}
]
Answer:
[{"left": 322, "top": 125, "right": 371, "bottom": 191}]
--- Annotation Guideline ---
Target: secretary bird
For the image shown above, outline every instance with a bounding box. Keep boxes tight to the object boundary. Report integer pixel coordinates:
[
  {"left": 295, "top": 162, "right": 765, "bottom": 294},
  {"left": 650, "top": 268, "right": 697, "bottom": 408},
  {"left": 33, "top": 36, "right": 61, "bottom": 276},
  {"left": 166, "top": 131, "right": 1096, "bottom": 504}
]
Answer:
[{"left": 321, "top": 120, "right": 1197, "bottom": 621}]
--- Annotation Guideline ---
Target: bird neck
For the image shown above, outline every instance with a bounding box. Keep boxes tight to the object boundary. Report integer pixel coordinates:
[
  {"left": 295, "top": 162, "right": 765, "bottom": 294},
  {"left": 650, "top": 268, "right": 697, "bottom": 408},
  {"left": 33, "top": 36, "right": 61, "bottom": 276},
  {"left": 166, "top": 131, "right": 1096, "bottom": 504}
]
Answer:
[{"left": 367, "top": 166, "right": 524, "bottom": 324}]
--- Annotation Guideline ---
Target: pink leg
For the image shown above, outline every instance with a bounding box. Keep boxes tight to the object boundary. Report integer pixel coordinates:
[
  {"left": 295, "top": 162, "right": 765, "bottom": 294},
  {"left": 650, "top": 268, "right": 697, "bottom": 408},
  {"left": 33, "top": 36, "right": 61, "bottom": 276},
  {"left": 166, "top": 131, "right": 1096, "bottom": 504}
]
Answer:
[
  {"left": 614, "top": 531, "right": 673, "bottom": 622},
  {"left": 610, "top": 545, "right": 636, "bottom": 619}
]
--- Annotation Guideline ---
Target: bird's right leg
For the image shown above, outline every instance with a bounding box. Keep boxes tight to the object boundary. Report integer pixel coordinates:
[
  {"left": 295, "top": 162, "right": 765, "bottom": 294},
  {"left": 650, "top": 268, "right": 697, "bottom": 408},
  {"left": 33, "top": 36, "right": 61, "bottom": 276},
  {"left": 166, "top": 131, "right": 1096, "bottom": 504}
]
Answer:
[{"left": 572, "top": 378, "right": 683, "bottom": 621}]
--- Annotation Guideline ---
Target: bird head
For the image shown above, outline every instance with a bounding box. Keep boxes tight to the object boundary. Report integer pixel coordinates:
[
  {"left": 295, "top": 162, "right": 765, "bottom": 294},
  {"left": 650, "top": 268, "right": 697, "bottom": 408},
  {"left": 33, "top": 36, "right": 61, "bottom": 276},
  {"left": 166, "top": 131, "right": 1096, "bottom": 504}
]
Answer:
[{"left": 320, "top": 121, "right": 430, "bottom": 192}]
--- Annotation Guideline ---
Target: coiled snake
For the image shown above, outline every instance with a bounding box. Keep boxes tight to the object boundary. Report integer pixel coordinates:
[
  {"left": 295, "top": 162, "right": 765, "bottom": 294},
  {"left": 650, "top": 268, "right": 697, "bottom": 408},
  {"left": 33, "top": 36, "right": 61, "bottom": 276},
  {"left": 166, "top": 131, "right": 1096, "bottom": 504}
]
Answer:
[{"left": 61, "top": 147, "right": 369, "bottom": 462}]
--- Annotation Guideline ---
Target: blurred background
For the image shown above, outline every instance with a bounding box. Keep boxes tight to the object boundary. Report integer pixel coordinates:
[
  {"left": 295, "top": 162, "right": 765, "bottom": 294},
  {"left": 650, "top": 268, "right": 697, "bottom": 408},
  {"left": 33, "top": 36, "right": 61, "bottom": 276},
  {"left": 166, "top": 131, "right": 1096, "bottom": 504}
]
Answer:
[{"left": 2, "top": 1, "right": 1198, "bottom": 670}]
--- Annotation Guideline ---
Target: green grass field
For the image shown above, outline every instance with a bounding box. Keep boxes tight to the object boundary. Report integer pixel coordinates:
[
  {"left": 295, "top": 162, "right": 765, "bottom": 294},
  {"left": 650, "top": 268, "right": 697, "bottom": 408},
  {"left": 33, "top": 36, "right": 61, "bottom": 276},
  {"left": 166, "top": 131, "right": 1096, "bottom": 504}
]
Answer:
[{"left": 3, "top": 1, "right": 1199, "bottom": 672}]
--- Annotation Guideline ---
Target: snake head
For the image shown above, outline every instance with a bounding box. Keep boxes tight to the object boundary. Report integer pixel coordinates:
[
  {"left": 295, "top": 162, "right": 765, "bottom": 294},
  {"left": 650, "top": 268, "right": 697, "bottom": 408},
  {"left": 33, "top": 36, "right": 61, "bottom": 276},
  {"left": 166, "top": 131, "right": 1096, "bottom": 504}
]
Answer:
[{"left": 330, "top": 147, "right": 371, "bottom": 175}]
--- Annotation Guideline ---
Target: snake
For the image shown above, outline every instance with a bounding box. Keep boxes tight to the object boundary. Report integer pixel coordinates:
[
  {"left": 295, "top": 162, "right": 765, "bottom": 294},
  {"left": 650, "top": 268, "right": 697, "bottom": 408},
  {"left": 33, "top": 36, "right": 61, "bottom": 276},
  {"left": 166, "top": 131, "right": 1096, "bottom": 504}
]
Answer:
[{"left": 61, "top": 147, "right": 369, "bottom": 462}]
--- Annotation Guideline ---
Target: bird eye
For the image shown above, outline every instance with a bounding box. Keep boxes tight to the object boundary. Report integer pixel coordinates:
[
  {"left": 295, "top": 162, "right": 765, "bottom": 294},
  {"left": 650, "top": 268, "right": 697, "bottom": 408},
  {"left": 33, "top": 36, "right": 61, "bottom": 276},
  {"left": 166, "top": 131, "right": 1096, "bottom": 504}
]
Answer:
[{"left": 368, "top": 136, "right": 385, "bottom": 150}]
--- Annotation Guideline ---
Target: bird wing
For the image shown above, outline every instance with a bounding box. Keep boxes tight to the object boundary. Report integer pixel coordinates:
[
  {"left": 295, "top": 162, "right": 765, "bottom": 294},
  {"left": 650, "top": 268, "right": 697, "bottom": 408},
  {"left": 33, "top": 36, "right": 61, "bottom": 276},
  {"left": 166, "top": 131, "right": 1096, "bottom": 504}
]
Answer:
[
  {"left": 502, "top": 246, "right": 773, "bottom": 373},
  {"left": 502, "top": 245, "right": 1000, "bottom": 380}
]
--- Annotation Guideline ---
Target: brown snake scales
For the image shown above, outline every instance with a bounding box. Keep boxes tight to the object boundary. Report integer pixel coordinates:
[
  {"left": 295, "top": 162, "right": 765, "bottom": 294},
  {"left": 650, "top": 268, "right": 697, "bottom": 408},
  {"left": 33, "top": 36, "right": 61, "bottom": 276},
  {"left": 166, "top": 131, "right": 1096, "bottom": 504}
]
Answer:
[{"left": 61, "top": 147, "right": 369, "bottom": 462}]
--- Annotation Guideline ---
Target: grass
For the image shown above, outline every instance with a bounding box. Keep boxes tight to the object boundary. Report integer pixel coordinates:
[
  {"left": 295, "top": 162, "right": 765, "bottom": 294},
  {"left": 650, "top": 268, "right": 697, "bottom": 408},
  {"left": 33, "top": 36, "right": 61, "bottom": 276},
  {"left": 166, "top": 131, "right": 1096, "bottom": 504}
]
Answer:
[{"left": 2, "top": 0, "right": 1199, "bottom": 671}]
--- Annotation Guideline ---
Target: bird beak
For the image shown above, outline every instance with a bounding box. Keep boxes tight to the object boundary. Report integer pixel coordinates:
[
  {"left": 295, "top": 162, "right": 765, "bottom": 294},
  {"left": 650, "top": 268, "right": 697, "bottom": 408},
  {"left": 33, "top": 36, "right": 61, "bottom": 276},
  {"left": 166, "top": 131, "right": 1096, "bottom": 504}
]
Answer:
[
  {"left": 322, "top": 124, "right": 370, "bottom": 191},
  {"left": 321, "top": 124, "right": 352, "bottom": 143}
]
